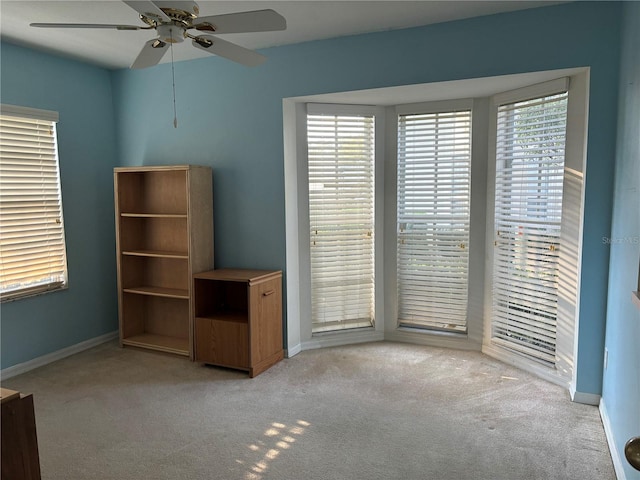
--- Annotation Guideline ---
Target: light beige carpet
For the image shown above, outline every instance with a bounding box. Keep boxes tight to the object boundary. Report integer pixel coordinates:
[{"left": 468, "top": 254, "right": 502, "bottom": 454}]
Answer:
[{"left": 3, "top": 341, "right": 614, "bottom": 480}]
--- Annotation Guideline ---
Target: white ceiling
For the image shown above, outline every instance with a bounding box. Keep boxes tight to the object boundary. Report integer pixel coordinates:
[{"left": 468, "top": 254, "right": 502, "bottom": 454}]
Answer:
[{"left": 0, "top": 1, "right": 566, "bottom": 70}]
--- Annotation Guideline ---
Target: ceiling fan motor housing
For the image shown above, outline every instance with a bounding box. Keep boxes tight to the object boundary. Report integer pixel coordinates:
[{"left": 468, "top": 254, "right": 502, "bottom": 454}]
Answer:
[
  {"left": 141, "top": 2, "right": 201, "bottom": 42},
  {"left": 138, "top": 1, "right": 199, "bottom": 31}
]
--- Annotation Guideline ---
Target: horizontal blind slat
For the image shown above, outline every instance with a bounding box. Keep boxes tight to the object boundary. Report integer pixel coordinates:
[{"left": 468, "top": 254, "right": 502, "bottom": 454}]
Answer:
[
  {"left": 0, "top": 111, "right": 68, "bottom": 297},
  {"left": 397, "top": 109, "right": 471, "bottom": 331},
  {"left": 307, "top": 112, "right": 375, "bottom": 332},
  {"left": 491, "top": 91, "right": 568, "bottom": 365}
]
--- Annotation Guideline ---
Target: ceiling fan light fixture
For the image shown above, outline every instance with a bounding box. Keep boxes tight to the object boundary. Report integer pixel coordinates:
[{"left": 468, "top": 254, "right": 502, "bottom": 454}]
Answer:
[{"left": 157, "top": 24, "right": 184, "bottom": 43}]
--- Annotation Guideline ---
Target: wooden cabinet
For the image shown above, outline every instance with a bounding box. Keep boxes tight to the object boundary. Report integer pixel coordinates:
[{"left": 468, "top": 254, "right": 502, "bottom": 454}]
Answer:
[
  {"left": 194, "top": 269, "right": 284, "bottom": 377},
  {"left": 1, "top": 388, "right": 41, "bottom": 480},
  {"left": 114, "top": 165, "right": 213, "bottom": 359}
]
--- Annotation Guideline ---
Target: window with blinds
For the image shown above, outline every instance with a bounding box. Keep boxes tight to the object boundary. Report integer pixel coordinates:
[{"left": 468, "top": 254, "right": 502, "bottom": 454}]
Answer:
[
  {"left": 307, "top": 112, "right": 375, "bottom": 333},
  {"left": 397, "top": 109, "right": 472, "bottom": 332},
  {"left": 0, "top": 105, "right": 68, "bottom": 302},
  {"left": 491, "top": 91, "right": 568, "bottom": 366}
]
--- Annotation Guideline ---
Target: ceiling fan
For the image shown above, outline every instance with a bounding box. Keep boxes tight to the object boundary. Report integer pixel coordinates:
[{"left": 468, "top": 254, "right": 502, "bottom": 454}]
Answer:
[{"left": 30, "top": 0, "right": 287, "bottom": 69}]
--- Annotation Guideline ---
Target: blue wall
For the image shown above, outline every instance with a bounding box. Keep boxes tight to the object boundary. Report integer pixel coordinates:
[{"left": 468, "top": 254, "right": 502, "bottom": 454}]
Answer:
[
  {"left": 0, "top": 43, "right": 119, "bottom": 368},
  {"left": 602, "top": 2, "right": 640, "bottom": 478},
  {"left": 112, "top": 1, "right": 622, "bottom": 395}
]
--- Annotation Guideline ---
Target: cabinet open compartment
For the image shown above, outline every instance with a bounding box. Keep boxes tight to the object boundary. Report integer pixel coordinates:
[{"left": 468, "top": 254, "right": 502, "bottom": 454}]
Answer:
[
  {"left": 120, "top": 256, "right": 189, "bottom": 297},
  {"left": 118, "top": 216, "right": 188, "bottom": 256},
  {"left": 194, "top": 279, "right": 248, "bottom": 323},
  {"left": 121, "top": 293, "right": 190, "bottom": 355},
  {"left": 116, "top": 170, "right": 188, "bottom": 215}
]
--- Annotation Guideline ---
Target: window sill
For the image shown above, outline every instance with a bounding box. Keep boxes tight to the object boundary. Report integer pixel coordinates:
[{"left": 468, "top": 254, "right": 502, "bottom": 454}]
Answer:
[
  {"left": 1, "top": 284, "right": 67, "bottom": 303},
  {"left": 396, "top": 326, "right": 468, "bottom": 338},
  {"left": 633, "top": 291, "right": 640, "bottom": 311},
  {"left": 303, "top": 327, "right": 384, "bottom": 351}
]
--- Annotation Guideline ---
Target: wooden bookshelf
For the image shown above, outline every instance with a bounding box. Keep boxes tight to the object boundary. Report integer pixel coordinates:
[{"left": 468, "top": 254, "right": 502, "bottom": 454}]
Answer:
[{"left": 114, "top": 165, "right": 213, "bottom": 359}]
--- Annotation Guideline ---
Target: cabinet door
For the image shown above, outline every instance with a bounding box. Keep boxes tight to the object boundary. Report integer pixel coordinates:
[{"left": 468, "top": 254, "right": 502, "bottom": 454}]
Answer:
[
  {"left": 249, "top": 278, "right": 283, "bottom": 366},
  {"left": 195, "top": 318, "right": 249, "bottom": 369}
]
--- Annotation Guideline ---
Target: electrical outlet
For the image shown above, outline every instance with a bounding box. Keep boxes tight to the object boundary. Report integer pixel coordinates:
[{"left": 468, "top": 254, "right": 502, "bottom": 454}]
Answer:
[{"left": 604, "top": 348, "right": 609, "bottom": 370}]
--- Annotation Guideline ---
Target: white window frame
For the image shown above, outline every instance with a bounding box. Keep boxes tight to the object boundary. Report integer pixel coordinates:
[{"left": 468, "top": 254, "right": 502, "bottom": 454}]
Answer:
[
  {"left": 285, "top": 97, "right": 488, "bottom": 352},
  {"left": 283, "top": 69, "right": 588, "bottom": 398},
  {"left": 306, "top": 105, "right": 378, "bottom": 333},
  {"left": 0, "top": 104, "right": 69, "bottom": 302},
  {"left": 483, "top": 76, "right": 589, "bottom": 391},
  {"left": 395, "top": 100, "right": 473, "bottom": 333},
  {"left": 286, "top": 103, "right": 386, "bottom": 352},
  {"left": 384, "top": 99, "right": 488, "bottom": 350}
]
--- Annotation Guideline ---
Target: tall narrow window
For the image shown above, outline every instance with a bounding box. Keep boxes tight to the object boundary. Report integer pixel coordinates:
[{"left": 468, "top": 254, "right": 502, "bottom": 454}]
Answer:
[
  {"left": 0, "top": 105, "right": 68, "bottom": 302},
  {"left": 307, "top": 112, "right": 375, "bottom": 333},
  {"left": 397, "top": 109, "right": 472, "bottom": 332},
  {"left": 491, "top": 91, "right": 568, "bottom": 366}
]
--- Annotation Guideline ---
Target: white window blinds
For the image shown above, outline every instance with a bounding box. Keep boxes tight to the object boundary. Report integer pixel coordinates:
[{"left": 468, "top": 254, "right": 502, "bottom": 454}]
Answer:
[
  {"left": 307, "top": 112, "right": 375, "bottom": 333},
  {"left": 492, "top": 91, "right": 568, "bottom": 365},
  {"left": 397, "top": 109, "right": 472, "bottom": 332},
  {"left": 0, "top": 105, "right": 68, "bottom": 302}
]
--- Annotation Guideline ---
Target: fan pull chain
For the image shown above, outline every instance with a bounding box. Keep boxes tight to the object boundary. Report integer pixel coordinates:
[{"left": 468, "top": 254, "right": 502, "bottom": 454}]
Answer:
[{"left": 170, "top": 28, "right": 178, "bottom": 128}]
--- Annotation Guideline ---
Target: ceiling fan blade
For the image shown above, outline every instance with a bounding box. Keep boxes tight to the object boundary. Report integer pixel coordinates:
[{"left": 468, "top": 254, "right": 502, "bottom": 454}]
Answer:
[
  {"left": 30, "top": 23, "right": 144, "bottom": 30},
  {"left": 192, "top": 9, "right": 286, "bottom": 34},
  {"left": 122, "top": 1, "right": 171, "bottom": 23},
  {"left": 192, "top": 35, "right": 266, "bottom": 67},
  {"left": 131, "top": 38, "right": 169, "bottom": 69}
]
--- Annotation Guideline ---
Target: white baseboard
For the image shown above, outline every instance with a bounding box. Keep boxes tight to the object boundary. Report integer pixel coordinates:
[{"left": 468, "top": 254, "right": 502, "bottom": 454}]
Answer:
[
  {"left": 600, "top": 398, "right": 628, "bottom": 480},
  {"left": 285, "top": 343, "right": 302, "bottom": 358},
  {"left": 570, "top": 384, "right": 601, "bottom": 405},
  {"left": 301, "top": 329, "right": 384, "bottom": 351},
  {"left": 1, "top": 331, "right": 118, "bottom": 380}
]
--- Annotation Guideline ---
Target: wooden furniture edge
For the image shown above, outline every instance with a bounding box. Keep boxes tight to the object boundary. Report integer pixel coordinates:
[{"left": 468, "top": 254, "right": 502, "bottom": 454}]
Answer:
[
  {"left": 193, "top": 269, "right": 282, "bottom": 285},
  {"left": 249, "top": 350, "right": 284, "bottom": 378},
  {"left": 1, "top": 391, "right": 42, "bottom": 479},
  {"left": 0, "top": 388, "right": 20, "bottom": 404},
  {"left": 114, "top": 165, "right": 210, "bottom": 173}
]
